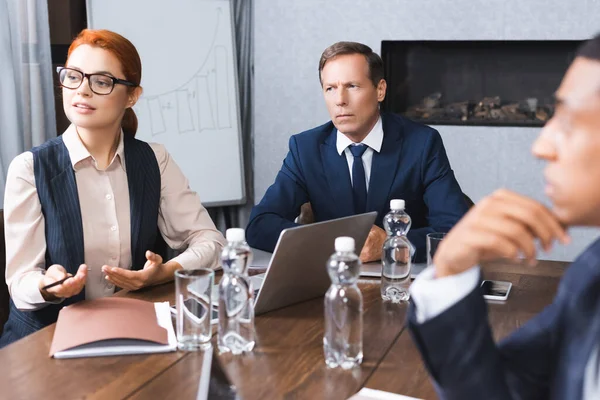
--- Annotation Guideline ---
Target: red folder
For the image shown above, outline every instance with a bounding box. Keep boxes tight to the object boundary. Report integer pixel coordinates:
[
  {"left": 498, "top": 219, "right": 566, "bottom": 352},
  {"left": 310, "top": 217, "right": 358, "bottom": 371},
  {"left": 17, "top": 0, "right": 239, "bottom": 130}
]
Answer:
[{"left": 49, "top": 297, "right": 171, "bottom": 358}]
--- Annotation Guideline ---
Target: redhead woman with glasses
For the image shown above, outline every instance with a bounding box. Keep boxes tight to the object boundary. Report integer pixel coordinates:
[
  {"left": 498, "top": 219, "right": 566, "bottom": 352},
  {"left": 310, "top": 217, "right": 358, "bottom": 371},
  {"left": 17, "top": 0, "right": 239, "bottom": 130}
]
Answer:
[{"left": 0, "top": 29, "right": 225, "bottom": 347}]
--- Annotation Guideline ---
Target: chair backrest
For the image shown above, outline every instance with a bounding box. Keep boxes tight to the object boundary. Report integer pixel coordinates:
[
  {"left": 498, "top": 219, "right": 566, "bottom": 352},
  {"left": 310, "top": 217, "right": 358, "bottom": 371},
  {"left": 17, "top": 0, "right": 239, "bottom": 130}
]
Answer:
[
  {"left": 0, "top": 209, "right": 9, "bottom": 334},
  {"left": 463, "top": 193, "right": 475, "bottom": 209}
]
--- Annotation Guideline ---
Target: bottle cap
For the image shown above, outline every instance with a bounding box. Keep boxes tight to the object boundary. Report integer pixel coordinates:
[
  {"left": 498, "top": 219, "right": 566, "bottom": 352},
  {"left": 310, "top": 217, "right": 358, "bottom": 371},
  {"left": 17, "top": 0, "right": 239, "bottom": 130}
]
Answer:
[
  {"left": 390, "top": 199, "right": 405, "bottom": 210},
  {"left": 226, "top": 228, "right": 245, "bottom": 242},
  {"left": 335, "top": 236, "right": 355, "bottom": 252}
]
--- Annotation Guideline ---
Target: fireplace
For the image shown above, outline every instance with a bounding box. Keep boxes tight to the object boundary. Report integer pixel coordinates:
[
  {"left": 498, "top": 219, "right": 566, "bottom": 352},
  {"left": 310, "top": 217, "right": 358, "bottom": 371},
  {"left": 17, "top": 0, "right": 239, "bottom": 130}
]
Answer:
[{"left": 381, "top": 40, "right": 582, "bottom": 127}]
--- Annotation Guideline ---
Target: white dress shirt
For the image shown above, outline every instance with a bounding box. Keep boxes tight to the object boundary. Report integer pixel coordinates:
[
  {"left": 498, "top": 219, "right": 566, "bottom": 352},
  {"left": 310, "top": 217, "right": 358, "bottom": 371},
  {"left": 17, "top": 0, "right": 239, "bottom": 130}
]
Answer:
[
  {"left": 336, "top": 116, "right": 384, "bottom": 190},
  {"left": 4, "top": 125, "right": 226, "bottom": 310},
  {"left": 410, "top": 265, "right": 600, "bottom": 399},
  {"left": 410, "top": 265, "right": 480, "bottom": 323}
]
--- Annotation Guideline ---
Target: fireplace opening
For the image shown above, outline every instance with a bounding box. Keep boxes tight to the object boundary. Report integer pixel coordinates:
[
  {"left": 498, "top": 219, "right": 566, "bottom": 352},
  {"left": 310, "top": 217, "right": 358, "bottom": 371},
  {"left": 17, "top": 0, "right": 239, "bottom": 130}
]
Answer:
[{"left": 381, "top": 40, "right": 582, "bottom": 127}]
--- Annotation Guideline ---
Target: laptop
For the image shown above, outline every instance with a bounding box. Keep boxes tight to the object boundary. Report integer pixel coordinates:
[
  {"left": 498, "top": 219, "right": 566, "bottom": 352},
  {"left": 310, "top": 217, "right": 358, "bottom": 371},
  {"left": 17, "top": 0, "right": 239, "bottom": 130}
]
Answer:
[
  {"left": 250, "top": 232, "right": 427, "bottom": 281},
  {"left": 251, "top": 212, "right": 377, "bottom": 315}
]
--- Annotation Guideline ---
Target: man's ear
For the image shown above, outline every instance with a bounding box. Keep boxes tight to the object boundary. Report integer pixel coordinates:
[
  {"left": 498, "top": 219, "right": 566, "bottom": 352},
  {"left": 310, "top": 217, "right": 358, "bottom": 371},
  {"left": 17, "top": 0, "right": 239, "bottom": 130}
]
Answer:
[
  {"left": 376, "top": 79, "right": 387, "bottom": 103},
  {"left": 128, "top": 86, "right": 144, "bottom": 108}
]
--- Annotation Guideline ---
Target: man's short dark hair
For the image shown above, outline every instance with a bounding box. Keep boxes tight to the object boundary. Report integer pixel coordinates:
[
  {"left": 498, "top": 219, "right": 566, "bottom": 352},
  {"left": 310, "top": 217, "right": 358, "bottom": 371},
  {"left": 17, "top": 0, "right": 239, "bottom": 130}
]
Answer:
[
  {"left": 318, "top": 41, "right": 384, "bottom": 87},
  {"left": 577, "top": 34, "right": 600, "bottom": 61}
]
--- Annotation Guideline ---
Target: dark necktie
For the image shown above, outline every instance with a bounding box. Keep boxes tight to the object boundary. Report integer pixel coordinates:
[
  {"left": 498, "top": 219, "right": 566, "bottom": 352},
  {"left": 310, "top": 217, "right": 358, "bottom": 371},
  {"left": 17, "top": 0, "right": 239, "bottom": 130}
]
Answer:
[{"left": 349, "top": 144, "right": 368, "bottom": 214}]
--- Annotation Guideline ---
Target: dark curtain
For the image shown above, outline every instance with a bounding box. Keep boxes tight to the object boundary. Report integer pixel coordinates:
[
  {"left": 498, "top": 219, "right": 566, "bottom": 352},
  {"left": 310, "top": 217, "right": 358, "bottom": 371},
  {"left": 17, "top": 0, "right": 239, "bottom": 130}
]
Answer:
[{"left": 208, "top": 0, "right": 254, "bottom": 232}]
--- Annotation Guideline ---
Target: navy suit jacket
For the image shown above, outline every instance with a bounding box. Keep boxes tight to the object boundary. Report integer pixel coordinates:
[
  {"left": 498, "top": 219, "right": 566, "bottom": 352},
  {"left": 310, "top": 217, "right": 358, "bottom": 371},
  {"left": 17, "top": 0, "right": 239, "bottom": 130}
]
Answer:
[
  {"left": 246, "top": 113, "right": 469, "bottom": 262},
  {"left": 408, "top": 238, "right": 600, "bottom": 399}
]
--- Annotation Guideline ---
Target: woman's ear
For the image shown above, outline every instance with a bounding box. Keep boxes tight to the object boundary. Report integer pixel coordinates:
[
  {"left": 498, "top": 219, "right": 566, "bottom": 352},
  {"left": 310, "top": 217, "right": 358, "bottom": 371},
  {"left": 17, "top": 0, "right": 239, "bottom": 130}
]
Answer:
[{"left": 128, "top": 86, "right": 143, "bottom": 108}]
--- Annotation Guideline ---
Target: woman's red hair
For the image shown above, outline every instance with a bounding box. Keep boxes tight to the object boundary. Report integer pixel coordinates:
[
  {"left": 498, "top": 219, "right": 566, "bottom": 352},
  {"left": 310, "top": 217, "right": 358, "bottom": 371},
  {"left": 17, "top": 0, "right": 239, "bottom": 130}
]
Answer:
[{"left": 67, "top": 29, "right": 142, "bottom": 136}]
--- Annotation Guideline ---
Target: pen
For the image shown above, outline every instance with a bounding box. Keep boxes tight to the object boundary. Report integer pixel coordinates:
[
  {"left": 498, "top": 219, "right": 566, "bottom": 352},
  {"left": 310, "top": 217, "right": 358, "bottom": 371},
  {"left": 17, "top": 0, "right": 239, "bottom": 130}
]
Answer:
[{"left": 41, "top": 276, "right": 72, "bottom": 291}]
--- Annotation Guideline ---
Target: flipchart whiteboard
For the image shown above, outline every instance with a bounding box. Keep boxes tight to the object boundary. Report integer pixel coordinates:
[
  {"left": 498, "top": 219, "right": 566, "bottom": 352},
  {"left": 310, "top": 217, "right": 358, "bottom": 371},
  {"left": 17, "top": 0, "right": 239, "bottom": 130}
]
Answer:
[{"left": 87, "top": 0, "right": 245, "bottom": 206}]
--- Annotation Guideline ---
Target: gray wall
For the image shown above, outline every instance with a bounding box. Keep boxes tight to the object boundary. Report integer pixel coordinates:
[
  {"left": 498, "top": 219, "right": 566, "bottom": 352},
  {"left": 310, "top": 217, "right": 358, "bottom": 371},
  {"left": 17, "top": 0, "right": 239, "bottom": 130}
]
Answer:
[{"left": 254, "top": 0, "right": 600, "bottom": 261}]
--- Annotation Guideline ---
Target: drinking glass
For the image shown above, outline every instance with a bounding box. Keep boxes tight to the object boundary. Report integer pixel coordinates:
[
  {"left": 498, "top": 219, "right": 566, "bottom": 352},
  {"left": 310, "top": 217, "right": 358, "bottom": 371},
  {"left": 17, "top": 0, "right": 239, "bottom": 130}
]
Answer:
[{"left": 175, "top": 268, "right": 214, "bottom": 351}]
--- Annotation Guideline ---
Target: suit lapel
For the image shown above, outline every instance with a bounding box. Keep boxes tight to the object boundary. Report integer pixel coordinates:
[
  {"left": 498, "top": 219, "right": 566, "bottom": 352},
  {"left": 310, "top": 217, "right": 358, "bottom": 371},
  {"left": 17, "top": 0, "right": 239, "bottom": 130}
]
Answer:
[
  {"left": 50, "top": 145, "right": 84, "bottom": 273},
  {"left": 320, "top": 128, "right": 354, "bottom": 217},
  {"left": 366, "top": 114, "right": 404, "bottom": 212}
]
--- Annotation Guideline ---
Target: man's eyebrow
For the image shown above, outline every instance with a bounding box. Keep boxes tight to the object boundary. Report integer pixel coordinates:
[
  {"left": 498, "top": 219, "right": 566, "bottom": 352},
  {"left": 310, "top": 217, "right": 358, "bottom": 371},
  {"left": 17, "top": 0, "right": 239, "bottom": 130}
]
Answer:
[{"left": 322, "top": 81, "right": 356, "bottom": 86}]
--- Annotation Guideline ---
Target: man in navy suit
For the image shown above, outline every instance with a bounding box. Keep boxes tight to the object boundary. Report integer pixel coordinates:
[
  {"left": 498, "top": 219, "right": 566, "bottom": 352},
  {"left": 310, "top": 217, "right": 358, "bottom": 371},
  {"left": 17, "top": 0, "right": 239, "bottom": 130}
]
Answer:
[
  {"left": 246, "top": 41, "right": 469, "bottom": 262},
  {"left": 408, "top": 36, "right": 600, "bottom": 399}
]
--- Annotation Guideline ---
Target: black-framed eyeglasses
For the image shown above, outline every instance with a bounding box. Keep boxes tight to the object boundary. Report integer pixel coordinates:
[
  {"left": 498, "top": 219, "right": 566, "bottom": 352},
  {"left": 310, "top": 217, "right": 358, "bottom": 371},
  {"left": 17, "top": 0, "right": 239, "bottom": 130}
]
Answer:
[{"left": 56, "top": 66, "right": 137, "bottom": 95}]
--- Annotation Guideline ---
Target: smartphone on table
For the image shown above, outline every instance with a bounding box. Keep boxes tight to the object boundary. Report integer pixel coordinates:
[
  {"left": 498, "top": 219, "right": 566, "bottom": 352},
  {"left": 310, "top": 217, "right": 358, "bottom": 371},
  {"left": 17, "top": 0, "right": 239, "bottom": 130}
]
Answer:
[{"left": 480, "top": 280, "right": 512, "bottom": 301}]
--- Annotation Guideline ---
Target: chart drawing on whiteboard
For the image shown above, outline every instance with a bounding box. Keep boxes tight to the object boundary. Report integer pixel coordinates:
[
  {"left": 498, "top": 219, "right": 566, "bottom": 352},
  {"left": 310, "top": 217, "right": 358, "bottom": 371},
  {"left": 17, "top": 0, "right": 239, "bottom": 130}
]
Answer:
[
  {"left": 134, "top": 9, "right": 233, "bottom": 136},
  {"left": 87, "top": 0, "right": 245, "bottom": 206}
]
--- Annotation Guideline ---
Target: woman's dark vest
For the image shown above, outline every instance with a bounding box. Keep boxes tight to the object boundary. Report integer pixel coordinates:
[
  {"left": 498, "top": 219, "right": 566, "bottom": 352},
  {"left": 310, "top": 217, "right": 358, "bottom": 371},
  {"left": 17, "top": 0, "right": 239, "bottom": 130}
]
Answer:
[{"left": 0, "top": 134, "right": 166, "bottom": 348}]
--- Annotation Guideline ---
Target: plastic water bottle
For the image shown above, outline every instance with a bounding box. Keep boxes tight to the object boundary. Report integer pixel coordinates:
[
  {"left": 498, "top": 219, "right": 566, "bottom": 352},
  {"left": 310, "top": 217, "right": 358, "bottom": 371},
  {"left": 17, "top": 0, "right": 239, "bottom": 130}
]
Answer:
[
  {"left": 381, "top": 199, "right": 412, "bottom": 303},
  {"left": 323, "top": 237, "right": 363, "bottom": 369},
  {"left": 218, "top": 228, "right": 256, "bottom": 354}
]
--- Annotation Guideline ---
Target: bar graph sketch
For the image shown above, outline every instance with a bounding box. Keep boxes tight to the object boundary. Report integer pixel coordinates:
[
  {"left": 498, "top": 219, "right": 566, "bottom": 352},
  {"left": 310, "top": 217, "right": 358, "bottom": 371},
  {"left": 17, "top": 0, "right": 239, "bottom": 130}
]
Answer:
[
  {"left": 88, "top": 0, "right": 245, "bottom": 206},
  {"left": 135, "top": 8, "right": 233, "bottom": 136}
]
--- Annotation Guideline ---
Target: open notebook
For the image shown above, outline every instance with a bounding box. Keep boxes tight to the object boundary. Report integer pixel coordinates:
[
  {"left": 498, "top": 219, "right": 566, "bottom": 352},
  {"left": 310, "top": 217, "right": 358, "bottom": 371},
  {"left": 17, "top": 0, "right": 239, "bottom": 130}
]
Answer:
[{"left": 49, "top": 297, "right": 177, "bottom": 359}]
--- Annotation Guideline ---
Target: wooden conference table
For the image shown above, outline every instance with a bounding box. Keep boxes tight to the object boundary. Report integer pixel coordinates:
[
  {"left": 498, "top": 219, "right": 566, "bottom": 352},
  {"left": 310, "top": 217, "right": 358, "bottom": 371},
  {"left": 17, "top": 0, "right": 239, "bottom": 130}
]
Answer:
[{"left": 0, "top": 260, "right": 567, "bottom": 400}]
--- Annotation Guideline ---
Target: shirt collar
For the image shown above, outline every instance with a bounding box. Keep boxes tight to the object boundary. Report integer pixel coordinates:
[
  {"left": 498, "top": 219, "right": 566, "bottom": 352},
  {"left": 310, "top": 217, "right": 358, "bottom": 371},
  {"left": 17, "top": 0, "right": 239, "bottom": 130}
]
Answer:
[
  {"left": 62, "top": 124, "right": 126, "bottom": 172},
  {"left": 335, "top": 116, "right": 383, "bottom": 155}
]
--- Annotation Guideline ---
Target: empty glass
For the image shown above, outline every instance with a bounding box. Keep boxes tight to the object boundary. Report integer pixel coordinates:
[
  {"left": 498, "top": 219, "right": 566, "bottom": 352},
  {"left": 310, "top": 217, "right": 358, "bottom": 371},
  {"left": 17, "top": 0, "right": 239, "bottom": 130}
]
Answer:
[
  {"left": 175, "top": 268, "right": 214, "bottom": 351},
  {"left": 426, "top": 233, "right": 446, "bottom": 267}
]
